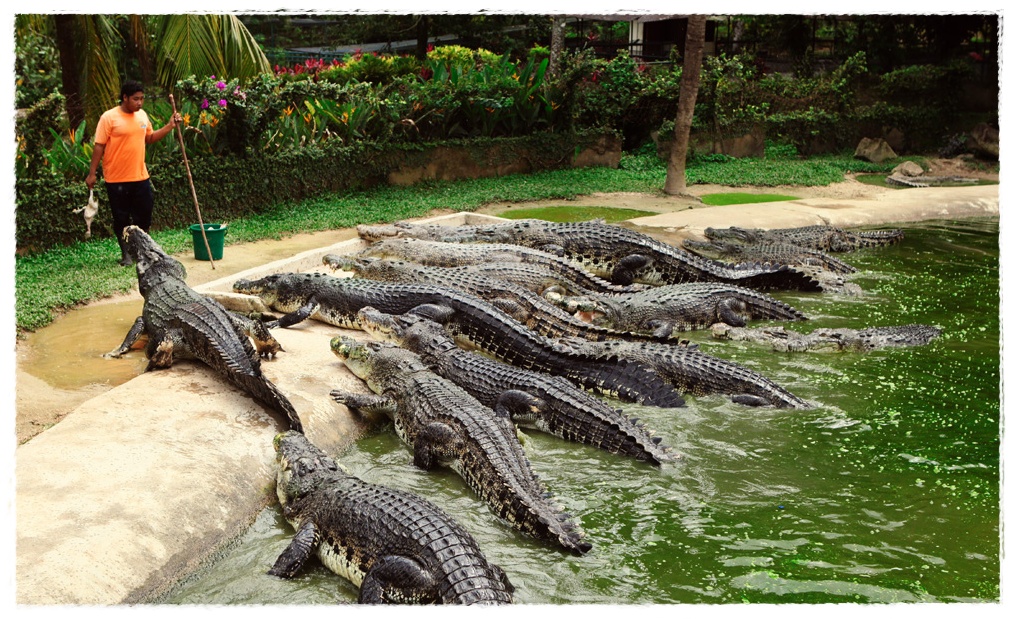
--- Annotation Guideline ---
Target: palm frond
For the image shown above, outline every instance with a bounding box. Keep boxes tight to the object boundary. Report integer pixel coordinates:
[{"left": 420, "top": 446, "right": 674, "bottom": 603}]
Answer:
[{"left": 78, "top": 15, "right": 123, "bottom": 131}]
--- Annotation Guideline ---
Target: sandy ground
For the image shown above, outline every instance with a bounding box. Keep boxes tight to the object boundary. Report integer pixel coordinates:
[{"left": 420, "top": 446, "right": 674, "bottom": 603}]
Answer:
[{"left": 14, "top": 158, "right": 999, "bottom": 445}]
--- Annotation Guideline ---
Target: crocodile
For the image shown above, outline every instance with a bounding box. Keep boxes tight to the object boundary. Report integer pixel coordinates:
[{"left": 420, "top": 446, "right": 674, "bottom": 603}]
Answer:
[
  {"left": 703, "top": 225, "right": 905, "bottom": 252},
  {"left": 329, "top": 336, "right": 592, "bottom": 555},
  {"left": 350, "top": 237, "right": 649, "bottom": 295},
  {"left": 554, "top": 336, "right": 809, "bottom": 408},
  {"left": 682, "top": 239, "right": 858, "bottom": 275},
  {"left": 269, "top": 430, "right": 514, "bottom": 604},
  {"left": 232, "top": 273, "right": 686, "bottom": 408},
  {"left": 356, "top": 307, "right": 675, "bottom": 465},
  {"left": 711, "top": 323, "right": 942, "bottom": 352},
  {"left": 359, "top": 219, "right": 823, "bottom": 292},
  {"left": 328, "top": 255, "right": 688, "bottom": 344},
  {"left": 545, "top": 282, "right": 808, "bottom": 337},
  {"left": 104, "top": 225, "right": 304, "bottom": 433}
]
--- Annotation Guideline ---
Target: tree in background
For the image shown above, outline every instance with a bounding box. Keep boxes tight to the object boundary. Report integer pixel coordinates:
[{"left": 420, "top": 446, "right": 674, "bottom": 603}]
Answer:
[
  {"left": 16, "top": 14, "right": 270, "bottom": 133},
  {"left": 663, "top": 15, "right": 707, "bottom": 197}
]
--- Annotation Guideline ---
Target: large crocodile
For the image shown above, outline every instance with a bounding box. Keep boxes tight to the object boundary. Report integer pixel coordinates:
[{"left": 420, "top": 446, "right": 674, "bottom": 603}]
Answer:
[
  {"left": 329, "top": 336, "right": 592, "bottom": 555},
  {"left": 711, "top": 323, "right": 942, "bottom": 352},
  {"left": 703, "top": 225, "right": 905, "bottom": 252},
  {"left": 104, "top": 225, "right": 304, "bottom": 433},
  {"left": 356, "top": 307, "right": 675, "bottom": 465},
  {"left": 682, "top": 239, "right": 858, "bottom": 275},
  {"left": 359, "top": 219, "right": 823, "bottom": 292},
  {"left": 328, "top": 255, "right": 688, "bottom": 344},
  {"left": 351, "top": 237, "right": 648, "bottom": 295},
  {"left": 232, "top": 273, "right": 685, "bottom": 408},
  {"left": 554, "top": 336, "right": 809, "bottom": 408},
  {"left": 269, "top": 430, "right": 514, "bottom": 604},
  {"left": 545, "top": 282, "right": 808, "bottom": 337}
]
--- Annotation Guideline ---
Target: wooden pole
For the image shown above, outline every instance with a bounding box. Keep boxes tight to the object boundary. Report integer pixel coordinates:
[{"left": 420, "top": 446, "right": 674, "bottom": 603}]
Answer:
[{"left": 169, "top": 94, "right": 215, "bottom": 269}]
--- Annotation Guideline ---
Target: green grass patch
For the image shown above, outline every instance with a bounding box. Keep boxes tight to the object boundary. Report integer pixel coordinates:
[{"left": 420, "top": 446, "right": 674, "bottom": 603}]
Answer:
[
  {"left": 698, "top": 192, "right": 800, "bottom": 206},
  {"left": 497, "top": 206, "right": 654, "bottom": 223}
]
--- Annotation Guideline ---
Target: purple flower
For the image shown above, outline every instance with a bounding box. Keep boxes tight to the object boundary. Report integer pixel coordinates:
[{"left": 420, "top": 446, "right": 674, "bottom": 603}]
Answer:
[
  {"left": 216, "top": 81, "right": 226, "bottom": 90},
  {"left": 218, "top": 99, "right": 228, "bottom": 108},
  {"left": 201, "top": 98, "right": 209, "bottom": 109}
]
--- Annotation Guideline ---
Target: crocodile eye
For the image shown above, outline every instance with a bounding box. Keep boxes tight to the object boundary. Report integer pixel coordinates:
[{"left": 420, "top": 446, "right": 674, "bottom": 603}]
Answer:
[{"left": 295, "top": 459, "right": 316, "bottom": 476}]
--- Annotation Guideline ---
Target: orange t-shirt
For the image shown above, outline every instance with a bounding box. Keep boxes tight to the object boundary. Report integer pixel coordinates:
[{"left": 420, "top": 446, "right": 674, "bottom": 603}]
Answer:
[{"left": 94, "top": 106, "right": 153, "bottom": 183}]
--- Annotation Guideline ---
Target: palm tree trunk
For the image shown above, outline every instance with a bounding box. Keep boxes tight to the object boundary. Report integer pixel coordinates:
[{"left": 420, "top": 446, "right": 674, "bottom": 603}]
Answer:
[
  {"left": 548, "top": 16, "right": 566, "bottom": 79},
  {"left": 663, "top": 15, "right": 707, "bottom": 196},
  {"left": 415, "top": 15, "right": 429, "bottom": 61},
  {"left": 53, "top": 14, "right": 85, "bottom": 130}
]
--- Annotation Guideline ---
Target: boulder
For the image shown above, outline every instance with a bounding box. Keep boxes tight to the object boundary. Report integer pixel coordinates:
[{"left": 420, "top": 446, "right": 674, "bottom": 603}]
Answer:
[
  {"left": 854, "top": 137, "right": 898, "bottom": 164},
  {"left": 892, "top": 161, "right": 925, "bottom": 177},
  {"left": 965, "top": 122, "right": 999, "bottom": 160}
]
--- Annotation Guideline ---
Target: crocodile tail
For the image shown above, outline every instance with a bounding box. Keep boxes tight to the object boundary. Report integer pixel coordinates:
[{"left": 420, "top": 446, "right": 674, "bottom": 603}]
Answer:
[
  {"left": 857, "top": 229, "right": 905, "bottom": 247},
  {"left": 231, "top": 372, "right": 305, "bottom": 433},
  {"left": 667, "top": 347, "right": 809, "bottom": 409}
]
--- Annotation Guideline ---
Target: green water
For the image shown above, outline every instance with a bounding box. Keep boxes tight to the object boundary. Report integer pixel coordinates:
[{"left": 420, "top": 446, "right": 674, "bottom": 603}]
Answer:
[{"left": 161, "top": 218, "right": 1000, "bottom": 605}]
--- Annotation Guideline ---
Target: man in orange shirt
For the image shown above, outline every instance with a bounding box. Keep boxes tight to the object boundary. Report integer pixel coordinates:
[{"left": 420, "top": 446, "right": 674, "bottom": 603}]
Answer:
[{"left": 86, "top": 80, "right": 182, "bottom": 266}]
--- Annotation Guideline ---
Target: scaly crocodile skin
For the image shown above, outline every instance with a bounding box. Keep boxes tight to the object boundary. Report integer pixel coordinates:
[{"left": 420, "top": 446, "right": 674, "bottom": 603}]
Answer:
[
  {"left": 271, "top": 430, "right": 514, "bottom": 603},
  {"left": 329, "top": 338, "right": 592, "bottom": 555}
]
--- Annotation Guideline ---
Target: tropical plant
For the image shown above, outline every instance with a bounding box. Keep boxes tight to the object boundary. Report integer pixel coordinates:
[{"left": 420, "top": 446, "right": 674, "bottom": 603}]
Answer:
[
  {"left": 15, "top": 14, "right": 270, "bottom": 135},
  {"left": 44, "top": 120, "right": 93, "bottom": 179}
]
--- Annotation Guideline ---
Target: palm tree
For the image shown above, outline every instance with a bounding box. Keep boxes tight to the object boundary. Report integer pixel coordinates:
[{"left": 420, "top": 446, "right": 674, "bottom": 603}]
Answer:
[{"left": 19, "top": 14, "right": 271, "bottom": 133}]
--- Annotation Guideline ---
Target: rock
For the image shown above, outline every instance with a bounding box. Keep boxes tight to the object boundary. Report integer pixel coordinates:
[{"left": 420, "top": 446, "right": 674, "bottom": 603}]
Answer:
[
  {"left": 965, "top": 122, "right": 999, "bottom": 160},
  {"left": 892, "top": 161, "right": 924, "bottom": 177},
  {"left": 884, "top": 127, "right": 906, "bottom": 153},
  {"left": 854, "top": 137, "right": 898, "bottom": 164}
]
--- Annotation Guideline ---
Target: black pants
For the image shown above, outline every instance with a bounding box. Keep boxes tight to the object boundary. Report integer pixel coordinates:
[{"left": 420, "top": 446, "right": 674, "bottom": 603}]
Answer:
[{"left": 106, "top": 179, "right": 154, "bottom": 254}]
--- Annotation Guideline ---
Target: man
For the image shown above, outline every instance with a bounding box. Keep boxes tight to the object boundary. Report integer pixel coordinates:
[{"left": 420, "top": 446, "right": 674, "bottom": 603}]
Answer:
[{"left": 86, "top": 80, "right": 182, "bottom": 266}]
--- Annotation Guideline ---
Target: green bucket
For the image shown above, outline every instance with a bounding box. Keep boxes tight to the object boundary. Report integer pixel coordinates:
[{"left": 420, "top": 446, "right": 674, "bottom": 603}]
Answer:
[{"left": 189, "top": 223, "right": 227, "bottom": 261}]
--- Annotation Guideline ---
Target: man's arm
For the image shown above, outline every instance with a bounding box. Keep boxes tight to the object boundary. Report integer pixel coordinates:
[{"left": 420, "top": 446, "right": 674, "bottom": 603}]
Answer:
[
  {"left": 145, "top": 112, "right": 182, "bottom": 145},
  {"left": 85, "top": 143, "right": 106, "bottom": 190}
]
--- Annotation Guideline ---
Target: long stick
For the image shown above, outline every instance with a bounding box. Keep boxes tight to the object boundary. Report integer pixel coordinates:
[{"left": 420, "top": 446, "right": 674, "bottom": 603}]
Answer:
[{"left": 169, "top": 94, "right": 215, "bottom": 269}]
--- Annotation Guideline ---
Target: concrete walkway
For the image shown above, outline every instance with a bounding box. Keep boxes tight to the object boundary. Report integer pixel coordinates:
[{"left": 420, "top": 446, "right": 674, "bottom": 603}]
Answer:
[{"left": 14, "top": 185, "right": 999, "bottom": 605}]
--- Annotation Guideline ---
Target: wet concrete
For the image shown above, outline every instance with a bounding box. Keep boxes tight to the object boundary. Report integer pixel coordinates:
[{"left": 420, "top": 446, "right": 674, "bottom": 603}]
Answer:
[{"left": 14, "top": 188, "right": 999, "bottom": 605}]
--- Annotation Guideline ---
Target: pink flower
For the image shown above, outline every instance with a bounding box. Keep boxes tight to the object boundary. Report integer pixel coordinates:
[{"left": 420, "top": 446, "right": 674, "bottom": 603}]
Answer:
[
  {"left": 216, "top": 80, "right": 226, "bottom": 90},
  {"left": 201, "top": 98, "right": 209, "bottom": 109},
  {"left": 218, "top": 99, "right": 228, "bottom": 107}
]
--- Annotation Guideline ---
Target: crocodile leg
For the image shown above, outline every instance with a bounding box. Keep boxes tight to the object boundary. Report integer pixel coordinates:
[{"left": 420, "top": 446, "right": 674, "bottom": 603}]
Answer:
[
  {"left": 273, "top": 296, "right": 322, "bottom": 329},
  {"left": 611, "top": 254, "right": 651, "bottom": 285},
  {"left": 645, "top": 320, "right": 675, "bottom": 339},
  {"left": 268, "top": 519, "right": 319, "bottom": 578},
  {"left": 492, "top": 389, "right": 545, "bottom": 426},
  {"left": 330, "top": 390, "right": 397, "bottom": 417},
  {"left": 103, "top": 316, "right": 146, "bottom": 358},
  {"left": 413, "top": 422, "right": 465, "bottom": 470},
  {"left": 359, "top": 555, "right": 438, "bottom": 604},
  {"left": 228, "top": 313, "right": 284, "bottom": 359},
  {"left": 146, "top": 335, "right": 176, "bottom": 371},
  {"left": 716, "top": 299, "right": 750, "bottom": 327}
]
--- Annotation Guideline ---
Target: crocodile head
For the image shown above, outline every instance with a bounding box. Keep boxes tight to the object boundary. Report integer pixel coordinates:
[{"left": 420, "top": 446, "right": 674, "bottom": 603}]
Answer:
[
  {"left": 122, "top": 225, "right": 187, "bottom": 294},
  {"left": 330, "top": 335, "right": 427, "bottom": 388},
  {"left": 232, "top": 275, "right": 282, "bottom": 305},
  {"left": 273, "top": 430, "right": 342, "bottom": 507},
  {"left": 356, "top": 307, "right": 409, "bottom": 341}
]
